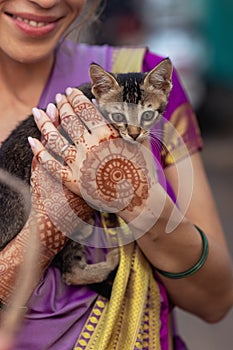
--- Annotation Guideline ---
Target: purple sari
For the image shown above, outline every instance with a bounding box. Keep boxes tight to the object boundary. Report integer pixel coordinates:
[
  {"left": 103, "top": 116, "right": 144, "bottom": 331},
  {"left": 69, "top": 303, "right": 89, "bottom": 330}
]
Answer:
[{"left": 14, "top": 40, "right": 203, "bottom": 350}]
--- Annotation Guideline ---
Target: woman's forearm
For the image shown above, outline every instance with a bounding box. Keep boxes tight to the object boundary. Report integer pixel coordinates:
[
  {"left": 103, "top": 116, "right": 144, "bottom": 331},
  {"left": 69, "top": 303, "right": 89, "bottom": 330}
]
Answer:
[
  {"left": 121, "top": 189, "right": 233, "bottom": 323},
  {"left": 0, "top": 212, "right": 67, "bottom": 304}
]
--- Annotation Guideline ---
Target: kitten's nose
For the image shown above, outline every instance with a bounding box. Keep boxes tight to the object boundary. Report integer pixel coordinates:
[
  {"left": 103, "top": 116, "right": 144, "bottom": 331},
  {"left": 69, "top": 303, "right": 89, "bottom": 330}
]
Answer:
[
  {"left": 128, "top": 125, "right": 141, "bottom": 140},
  {"left": 130, "top": 132, "right": 140, "bottom": 140}
]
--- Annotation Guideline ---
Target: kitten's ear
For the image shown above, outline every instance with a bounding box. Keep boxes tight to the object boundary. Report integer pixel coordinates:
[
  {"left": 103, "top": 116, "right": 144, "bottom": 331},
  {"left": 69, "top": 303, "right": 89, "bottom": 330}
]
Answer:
[
  {"left": 143, "top": 58, "right": 173, "bottom": 94},
  {"left": 89, "top": 63, "right": 119, "bottom": 99}
]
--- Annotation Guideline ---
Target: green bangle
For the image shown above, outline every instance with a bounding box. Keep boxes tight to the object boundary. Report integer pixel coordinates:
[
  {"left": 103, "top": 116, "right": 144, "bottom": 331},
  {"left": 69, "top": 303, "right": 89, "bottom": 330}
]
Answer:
[{"left": 155, "top": 225, "right": 209, "bottom": 279}]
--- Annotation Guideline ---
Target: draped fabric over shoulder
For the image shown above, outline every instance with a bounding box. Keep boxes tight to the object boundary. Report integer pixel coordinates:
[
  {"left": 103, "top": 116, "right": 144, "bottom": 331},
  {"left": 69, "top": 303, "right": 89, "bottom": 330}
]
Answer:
[{"left": 6, "top": 40, "right": 203, "bottom": 350}]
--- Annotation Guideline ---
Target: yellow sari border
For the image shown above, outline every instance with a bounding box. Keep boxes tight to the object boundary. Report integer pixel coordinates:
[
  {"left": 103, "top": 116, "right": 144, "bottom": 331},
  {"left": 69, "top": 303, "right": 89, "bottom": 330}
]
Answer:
[{"left": 74, "top": 214, "right": 161, "bottom": 350}]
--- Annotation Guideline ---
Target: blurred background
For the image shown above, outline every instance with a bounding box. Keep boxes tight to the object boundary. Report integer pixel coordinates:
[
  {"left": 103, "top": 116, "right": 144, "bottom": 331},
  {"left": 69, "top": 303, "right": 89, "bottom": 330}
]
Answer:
[{"left": 84, "top": 0, "right": 233, "bottom": 349}]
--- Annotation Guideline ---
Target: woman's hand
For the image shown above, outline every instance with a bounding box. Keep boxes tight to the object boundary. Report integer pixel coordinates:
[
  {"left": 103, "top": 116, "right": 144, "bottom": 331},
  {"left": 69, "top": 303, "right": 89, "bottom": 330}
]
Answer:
[
  {"left": 29, "top": 88, "right": 163, "bottom": 239},
  {"left": 0, "top": 153, "right": 94, "bottom": 304},
  {"left": 30, "top": 89, "right": 118, "bottom": 198}
]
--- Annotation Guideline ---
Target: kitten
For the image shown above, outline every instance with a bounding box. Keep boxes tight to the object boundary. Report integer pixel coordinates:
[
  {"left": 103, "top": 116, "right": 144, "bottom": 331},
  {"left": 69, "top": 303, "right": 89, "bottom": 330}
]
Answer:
[
  {"left": 90, "top": 58, "right": 172, "bottom": 142},
  {"left": 0, "top": 58, "right": 172, "bottom": 292}
]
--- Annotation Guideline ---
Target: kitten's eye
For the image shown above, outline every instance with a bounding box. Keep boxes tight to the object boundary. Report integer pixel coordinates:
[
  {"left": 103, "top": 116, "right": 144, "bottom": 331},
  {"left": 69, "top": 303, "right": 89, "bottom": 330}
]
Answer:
[
  {"left": 141, "top": 111, "right": 155, "bottom": 121},
  {"left": 112, "top": 113, "right": 126, "bottom": 123}
]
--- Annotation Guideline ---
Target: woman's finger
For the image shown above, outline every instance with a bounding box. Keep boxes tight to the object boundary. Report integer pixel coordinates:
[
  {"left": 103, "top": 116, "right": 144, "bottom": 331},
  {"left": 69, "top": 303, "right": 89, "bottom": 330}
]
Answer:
[
  {"left": 55, "top": 93, "right": 86, "bottom": 144},
  {"left": 32, "top": 107, "right": 74, "bottom": 161},
  {"left": 64, "top": 88, "right": 118, "bottom": 147},
  {"left": 65, "top": 88, "right": 107, "bottom": 134},
  {"left": 28, "top": 137, "right": 74, "bottom": 190},
  {"left": 46, "top": 103, "right": 59, "bottom": 127}
]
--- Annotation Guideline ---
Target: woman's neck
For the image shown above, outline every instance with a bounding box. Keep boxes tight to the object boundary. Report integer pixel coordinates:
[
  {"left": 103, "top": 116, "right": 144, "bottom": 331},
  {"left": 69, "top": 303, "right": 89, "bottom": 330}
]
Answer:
[
  {"left": 0, "top": 51, "right": 54, "bottom": 143},
  {"left": 0, "top": 51, "right": 54, "bottom": 108}
]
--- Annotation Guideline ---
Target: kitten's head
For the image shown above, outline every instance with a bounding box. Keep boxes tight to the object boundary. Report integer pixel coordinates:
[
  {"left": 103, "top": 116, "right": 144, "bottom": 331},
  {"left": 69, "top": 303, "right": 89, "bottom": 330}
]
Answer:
[{"left": 89, "top": 58, "right": 173, "bottom": 142}]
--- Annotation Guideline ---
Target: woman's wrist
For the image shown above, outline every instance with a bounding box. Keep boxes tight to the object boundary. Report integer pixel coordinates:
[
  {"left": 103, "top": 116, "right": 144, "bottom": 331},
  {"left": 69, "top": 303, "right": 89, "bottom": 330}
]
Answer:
[
  {"left": 154, "top": 225, "right": 209, "bottom": 279},
  {"left": 136, "top": 218, "right": 205, "bottom": 275},
  {"left": 119, "top": 183, "right": 168, "bottom": 239}
]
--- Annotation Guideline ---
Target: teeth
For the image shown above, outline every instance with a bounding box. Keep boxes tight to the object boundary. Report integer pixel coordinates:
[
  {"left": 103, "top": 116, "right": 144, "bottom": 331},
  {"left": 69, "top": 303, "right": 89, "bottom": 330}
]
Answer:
[{"left": 13, "top": 15, "right": 47, "bottom": 27}]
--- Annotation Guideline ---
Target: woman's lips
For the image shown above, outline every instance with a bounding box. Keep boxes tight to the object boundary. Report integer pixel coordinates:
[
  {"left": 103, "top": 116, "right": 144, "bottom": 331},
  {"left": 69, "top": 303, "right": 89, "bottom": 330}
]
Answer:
[{"left": 5, "top": 12, "right": 63, "bottom": 37}]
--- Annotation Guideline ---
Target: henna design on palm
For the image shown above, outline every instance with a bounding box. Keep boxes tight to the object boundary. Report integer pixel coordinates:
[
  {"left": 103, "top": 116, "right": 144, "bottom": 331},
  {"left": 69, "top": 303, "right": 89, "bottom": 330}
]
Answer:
[{"left": 79, "top": 138, "right": 150, "bottom": 213}]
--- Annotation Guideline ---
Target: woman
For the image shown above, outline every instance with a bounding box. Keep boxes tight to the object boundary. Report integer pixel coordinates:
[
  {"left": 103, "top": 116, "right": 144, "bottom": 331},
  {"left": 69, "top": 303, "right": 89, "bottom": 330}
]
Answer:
[{"left": 0, "top": 1, "right": 232, "bottom": 349}]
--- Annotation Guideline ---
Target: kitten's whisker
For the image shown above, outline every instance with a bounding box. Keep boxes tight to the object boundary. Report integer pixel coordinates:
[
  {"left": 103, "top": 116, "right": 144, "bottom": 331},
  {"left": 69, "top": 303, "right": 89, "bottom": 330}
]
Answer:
[
  {"left": 149, "top": 136, "right": 164, "bottom": 154},
  {"left": 149, "top": 129, "right": 165, "bottom": 143}
]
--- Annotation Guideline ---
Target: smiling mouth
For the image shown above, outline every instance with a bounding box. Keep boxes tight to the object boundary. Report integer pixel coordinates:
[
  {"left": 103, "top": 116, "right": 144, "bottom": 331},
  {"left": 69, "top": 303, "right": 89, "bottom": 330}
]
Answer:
[
  {"left": 5, "top": 12, "right": 58, "bottom": 28},
  {"left": 13, "top": 16, "right": 47, "bottom": 27}
]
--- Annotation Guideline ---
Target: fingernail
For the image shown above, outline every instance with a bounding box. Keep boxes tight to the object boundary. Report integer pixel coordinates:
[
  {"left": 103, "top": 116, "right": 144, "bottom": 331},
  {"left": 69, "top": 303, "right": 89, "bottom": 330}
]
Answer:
[
  {"left": 32, "top": 107, "right": 41, "bottom": 121},
  {"left": 91, "top": 98, "right": 98, "bottom": 106},
  {"left": 66, "top": 87, "right": 73, "bottom": 95},
  {"left": 46, "top": 103, "right": 56, "bottom": 121},
  {"left": 55, "top": 93, "right": 62, "bottom": 104},
  {"left": 28, "top": 136, "right": 36, "bottom": 148}
]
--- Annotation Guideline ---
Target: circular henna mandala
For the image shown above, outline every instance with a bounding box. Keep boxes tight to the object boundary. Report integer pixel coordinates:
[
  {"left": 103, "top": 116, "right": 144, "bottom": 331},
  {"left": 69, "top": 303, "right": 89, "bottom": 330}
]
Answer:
[
  {"left": 96, "top": 156, "right": 140, "bottom": 199},
  {"left": 79, "top": 138, "right": 150, "bottom": 212}
]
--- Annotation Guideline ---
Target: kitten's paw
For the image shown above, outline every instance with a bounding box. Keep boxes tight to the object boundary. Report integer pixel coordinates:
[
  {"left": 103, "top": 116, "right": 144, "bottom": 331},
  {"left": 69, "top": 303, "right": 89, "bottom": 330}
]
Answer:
[
  {"left": 62, "top": 273, "right": 73, "bottom": 285},
  {"left": 62, "top": 270, "right": 83, "bottom": 285}
]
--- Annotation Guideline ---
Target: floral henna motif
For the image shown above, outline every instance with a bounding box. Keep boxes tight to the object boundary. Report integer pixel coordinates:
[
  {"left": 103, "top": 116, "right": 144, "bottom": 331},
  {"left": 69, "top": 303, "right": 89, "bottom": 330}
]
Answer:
[
  {"left": 42, "top": 130, "right": 76, "bottom": 163},
  {"left": 59, "top": 145, "right": 77, "bottom": 165},
  {"left": 61, "top": 114, "right": 86, "bottom": 144},
  {"left": 40, "top": 120, "right": 54, "bottom": 135},
  {"left": 73, "top": 102, "right": 103, "bottom": 128},
  {"left": 79, "top": 138, "right": 150, "bottom": 213},
  {"left": 31, "top": 158, "right": 94, "bottom": 236},
  {"left": 36, "top": 150, "right": 62, "bottom": 175},
  {"left": 43, "top": 160, "right": 61, "bottom": 175},
  {"left": 35, "top": 147, "right": 78, "bottom": 190},
  {"left": 69, "top": 93, "right": 102, "bottom": 124}
]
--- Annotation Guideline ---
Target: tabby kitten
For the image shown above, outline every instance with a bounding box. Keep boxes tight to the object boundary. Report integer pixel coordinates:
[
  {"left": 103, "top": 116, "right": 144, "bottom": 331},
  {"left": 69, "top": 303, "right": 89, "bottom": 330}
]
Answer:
[
  {"left": 90, "top": 58, "right": 172, "bottom": 142},
  {"left": 0, "top": 58, "right": 172, "bottom": 290}
]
